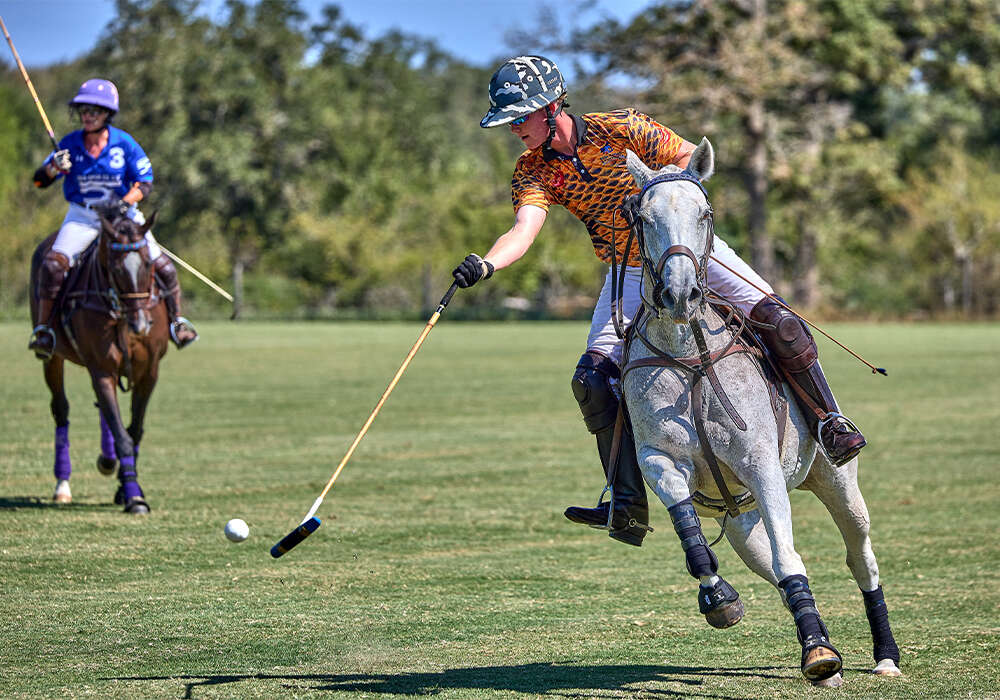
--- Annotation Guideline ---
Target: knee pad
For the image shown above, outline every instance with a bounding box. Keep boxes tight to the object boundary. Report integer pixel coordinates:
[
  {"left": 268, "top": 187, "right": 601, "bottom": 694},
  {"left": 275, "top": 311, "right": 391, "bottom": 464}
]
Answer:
[
  {"left": 39, "top": 251, "right": 70, "bottom": 300},
  {"left": 750, "top": 298, "right": 817, "bottom": 372},
  {"left": 571, "top": 351, "right": 620, "bottom": 434},
  {"left": 153, "top": 255, "right": 179, "bottom": 295}
]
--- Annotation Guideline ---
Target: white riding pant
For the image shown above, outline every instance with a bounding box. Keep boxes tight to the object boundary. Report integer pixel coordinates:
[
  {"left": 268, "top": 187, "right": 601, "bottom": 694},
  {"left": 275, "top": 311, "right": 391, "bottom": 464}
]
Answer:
[
  {"left": 586, "top": 236, "right": 774, "bottom": 365},
  {"left": 51, "top": 203, "right": 161, "bottom": 266}
]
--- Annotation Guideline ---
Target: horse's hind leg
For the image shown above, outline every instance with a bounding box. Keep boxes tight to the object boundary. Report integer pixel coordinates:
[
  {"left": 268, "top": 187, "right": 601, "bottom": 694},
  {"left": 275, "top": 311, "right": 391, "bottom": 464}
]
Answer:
[
  {"left": 43, "top": 357, "right": 72, "bottom": 503},
  {"left": 802, "top": 456, "right": 902, "bottom": 676}
]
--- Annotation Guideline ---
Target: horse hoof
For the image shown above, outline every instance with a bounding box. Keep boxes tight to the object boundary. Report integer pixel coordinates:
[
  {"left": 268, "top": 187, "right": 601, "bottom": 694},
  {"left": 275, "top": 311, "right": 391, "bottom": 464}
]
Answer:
[
  {"left": 802, "top": 645, "right": 843, "bottom": 682},
  {"left": 699, "top": 579, "right": 744, "bottom": 629},
  {"left": 873, "top": 659, "right": 902, "bottom": 677},
  {"left": 53, "top": 479, "right": 72, "bottom": 504},
  {"left": 812, "top": 672, "right": 844, "bottom": 688},
  {"left": 704, "top": 597, "right": 744, "bottom": 629},
  {"left": 124, "top": 496, "right": 150, "bottom": 514},
  {"left": 96, "top": 455, "right": 117, "bottom": 476}
]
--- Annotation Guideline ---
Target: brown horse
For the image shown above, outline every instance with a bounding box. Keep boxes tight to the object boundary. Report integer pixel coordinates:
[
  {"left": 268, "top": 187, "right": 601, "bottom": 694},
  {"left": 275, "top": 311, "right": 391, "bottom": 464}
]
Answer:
[{"left": 29, "top": 210, "right": 169, "bottom": 514}]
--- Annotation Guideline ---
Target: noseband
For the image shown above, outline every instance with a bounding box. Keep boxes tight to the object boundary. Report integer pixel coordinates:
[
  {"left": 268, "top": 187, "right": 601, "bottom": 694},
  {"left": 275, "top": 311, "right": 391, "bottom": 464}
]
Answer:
[{"left": 621, "top": 170, "right": 715, "bottom": 313}]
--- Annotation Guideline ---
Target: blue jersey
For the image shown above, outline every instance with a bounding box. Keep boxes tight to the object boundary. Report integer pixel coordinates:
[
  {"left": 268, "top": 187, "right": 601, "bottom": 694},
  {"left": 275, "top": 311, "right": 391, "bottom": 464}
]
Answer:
[{"left": 47, "top": 126, "right": 153, "bottom": 206}]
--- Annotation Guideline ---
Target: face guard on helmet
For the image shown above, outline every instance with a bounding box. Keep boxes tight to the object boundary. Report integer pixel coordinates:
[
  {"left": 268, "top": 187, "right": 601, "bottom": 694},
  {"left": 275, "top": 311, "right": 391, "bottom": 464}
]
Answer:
[
  {"left": 481, "top": 55, "right": 566, "bottom": 129},
  {"left": 68, "top": 79, "right": 119, "bottom": 123}
]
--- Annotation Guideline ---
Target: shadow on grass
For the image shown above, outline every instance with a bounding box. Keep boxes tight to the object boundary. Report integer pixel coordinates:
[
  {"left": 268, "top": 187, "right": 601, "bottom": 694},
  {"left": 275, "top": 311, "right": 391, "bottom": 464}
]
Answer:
[
  {"left": 111, "top": 662, "right": 792, "bottom": 698},
  {"left": 0, "top": 496, "right": 117, "bottom": 511}
]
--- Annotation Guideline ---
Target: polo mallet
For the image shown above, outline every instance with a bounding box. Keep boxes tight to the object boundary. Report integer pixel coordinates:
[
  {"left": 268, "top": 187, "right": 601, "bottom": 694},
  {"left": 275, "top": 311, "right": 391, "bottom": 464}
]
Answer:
[
  {"left": 709, "top": 254, "right": 887, "bottom": 375},
  {"left": 157, "top": 244, "right": 234, "bottom": 303},
  {"left": 271, "top": 282, "right": 461, "bottom": 558},
  {"left": 0, "top": 15, "right": 59, "bottom": 152}
]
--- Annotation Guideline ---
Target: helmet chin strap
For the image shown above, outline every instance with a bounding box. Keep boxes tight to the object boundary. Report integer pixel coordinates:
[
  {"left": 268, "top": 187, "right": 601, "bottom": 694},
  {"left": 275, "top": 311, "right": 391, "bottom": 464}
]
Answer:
[{"left": 542, "top": 103, "right": 560, "bottom": 151}]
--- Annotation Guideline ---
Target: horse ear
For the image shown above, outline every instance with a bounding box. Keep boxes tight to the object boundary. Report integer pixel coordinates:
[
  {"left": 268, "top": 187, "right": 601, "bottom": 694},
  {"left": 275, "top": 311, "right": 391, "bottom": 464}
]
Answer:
[
  {"left": 625, "top": 149, "right": 654, "bottom": 188},
  {"left": 685, "top": 137, "right": 715, "bottom": 182},
  {"left": 98, "top": 213, "right": 116, "bottom": 236},
  {"left": 140, "top": 210, "right": 157, "bottom": 236}
]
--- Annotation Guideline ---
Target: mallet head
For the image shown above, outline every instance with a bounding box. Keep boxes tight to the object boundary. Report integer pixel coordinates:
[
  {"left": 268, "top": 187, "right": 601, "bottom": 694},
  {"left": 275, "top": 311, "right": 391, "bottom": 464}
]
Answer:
[{"left": 270, "top": 516, "right": 321, "bottom": 558}]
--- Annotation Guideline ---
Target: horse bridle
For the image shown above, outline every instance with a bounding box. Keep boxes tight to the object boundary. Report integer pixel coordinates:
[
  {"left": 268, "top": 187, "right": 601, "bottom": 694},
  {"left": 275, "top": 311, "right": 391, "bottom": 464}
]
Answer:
[
  {"left": 620, "top": 170, "right": 715, "bottom": 317},
  {"left": 106, "top": 235, "right": 154, "bottom": 308}
]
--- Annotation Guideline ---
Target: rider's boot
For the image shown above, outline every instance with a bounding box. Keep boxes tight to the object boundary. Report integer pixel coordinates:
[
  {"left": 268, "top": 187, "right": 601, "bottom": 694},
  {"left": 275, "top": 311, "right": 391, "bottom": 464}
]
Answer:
[
  {"left": 153, "top": 255, "right": 198, "bottom": 348},
  {"left": 29, "top": 251, "right": 69, "bottom": 360},
  {"left": 563, "top": 351, "right": 652, "bottom": 546},
  {"left": 750, "top": 297, "right": 866, "bottom": 466}
]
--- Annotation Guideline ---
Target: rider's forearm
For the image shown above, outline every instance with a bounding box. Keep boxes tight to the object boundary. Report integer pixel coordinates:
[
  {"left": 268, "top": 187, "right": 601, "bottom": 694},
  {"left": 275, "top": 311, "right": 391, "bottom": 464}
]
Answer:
[
  {"left": 483, "top": 229, "right": 536, "bottom": 270},
  {"left": 483, "top": 205, "right": 545, "bottom": 271},
  {"left": 123, "top": 181, "right": 152, "bottom": 205},
  {"left": 33, "top": 165, "right": 56, "bottom": 188}
]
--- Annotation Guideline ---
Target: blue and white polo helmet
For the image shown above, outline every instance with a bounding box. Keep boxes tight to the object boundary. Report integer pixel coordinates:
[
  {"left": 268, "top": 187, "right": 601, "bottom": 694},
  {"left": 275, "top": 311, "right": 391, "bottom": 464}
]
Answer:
[{"left": 480, "top": 55, "right": 566, "bottom": 128}]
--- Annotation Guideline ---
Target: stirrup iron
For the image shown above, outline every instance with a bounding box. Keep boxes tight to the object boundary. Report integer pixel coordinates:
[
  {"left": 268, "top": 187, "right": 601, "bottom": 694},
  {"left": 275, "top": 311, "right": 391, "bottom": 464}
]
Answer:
[
  {"left": 592, "top": 484, "right": 653, "bottom": 534},
  {"left": 816, "top": 411, "right": 860, "bottom": 464},
  {"left": 29, "top": 324, "right": 56, "bottom": 360},
  {"left": 170, "top": 317, "right": 199, "bottom": 348}
]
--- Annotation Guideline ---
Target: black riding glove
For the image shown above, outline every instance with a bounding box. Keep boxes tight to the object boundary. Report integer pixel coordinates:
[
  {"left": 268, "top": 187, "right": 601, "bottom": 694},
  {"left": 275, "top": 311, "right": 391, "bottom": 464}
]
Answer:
[
  {"left": 99, "top": 199, "right": 131, "bottom": 219},
  {"left": 452, "top": 253, "right": 495, "bottom": 288}
]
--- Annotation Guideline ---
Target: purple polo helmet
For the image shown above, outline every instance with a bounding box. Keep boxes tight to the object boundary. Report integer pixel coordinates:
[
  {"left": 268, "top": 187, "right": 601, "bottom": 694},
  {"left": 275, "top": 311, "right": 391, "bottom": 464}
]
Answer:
[{"left": 68, "top": 78, "right": 120, "bottom": 115}]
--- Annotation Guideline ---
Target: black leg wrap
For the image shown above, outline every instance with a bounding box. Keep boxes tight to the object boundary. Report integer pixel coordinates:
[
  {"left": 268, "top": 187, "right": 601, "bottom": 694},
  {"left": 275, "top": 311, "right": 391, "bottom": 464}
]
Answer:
[
  {"left": 862, "top": 586, "right": 901, "bottom": 664},
  {"left": 669, "top": 498, "right": 718, "bottom": 578},
  {"left": 780, "top": 574, "right": 843, "bottom": 681}
]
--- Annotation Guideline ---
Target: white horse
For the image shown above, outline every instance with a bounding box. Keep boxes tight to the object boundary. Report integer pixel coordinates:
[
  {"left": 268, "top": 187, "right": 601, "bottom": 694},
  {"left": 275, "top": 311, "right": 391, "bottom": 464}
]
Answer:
[{"left": 619, "top": 140, "right": 902, "bottom": 685}]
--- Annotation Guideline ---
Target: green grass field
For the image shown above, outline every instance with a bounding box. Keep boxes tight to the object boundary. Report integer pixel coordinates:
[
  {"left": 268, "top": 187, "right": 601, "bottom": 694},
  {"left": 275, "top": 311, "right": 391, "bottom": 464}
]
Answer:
[{"left": 1, "top": 320, "right": 998, "bottom": 699}]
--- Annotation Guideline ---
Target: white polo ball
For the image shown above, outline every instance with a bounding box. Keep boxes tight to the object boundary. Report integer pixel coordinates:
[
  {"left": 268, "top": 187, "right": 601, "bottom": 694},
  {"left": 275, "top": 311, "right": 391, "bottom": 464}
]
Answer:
[{"left": 224, "top": 518, "right": 249, "bottom": 542}]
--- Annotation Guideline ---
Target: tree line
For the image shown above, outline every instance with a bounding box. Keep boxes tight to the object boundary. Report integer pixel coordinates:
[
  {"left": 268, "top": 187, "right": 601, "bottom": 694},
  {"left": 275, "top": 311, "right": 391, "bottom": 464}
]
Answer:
[{"left": 1, "top": 0, "right": 997, "bottom": 320}]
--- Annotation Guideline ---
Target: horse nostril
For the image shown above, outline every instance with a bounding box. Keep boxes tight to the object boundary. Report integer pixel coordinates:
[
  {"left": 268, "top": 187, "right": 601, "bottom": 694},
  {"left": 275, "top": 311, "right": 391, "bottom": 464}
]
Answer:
[
  {"left": 663, "top": 288, "right": 676, "bottom": 308},
  {"left": 689, "top": 287, "right": 702, "bottom": 303}
]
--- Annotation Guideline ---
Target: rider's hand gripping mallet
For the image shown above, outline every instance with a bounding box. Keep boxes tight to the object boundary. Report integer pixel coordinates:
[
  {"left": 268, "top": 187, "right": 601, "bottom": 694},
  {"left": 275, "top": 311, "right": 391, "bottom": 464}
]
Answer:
[{"left": 271, "top": 282, "right": 461, "bottom": 558}]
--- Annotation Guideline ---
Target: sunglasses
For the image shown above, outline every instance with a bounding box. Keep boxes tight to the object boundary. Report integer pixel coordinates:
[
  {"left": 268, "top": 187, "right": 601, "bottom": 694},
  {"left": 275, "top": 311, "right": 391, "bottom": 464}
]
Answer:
[
  {"left": 510, "top": 115, "right": 529, "bottom": 126},
  {"left": 76, "top": 106, "right": 107, "bottom": 117}
]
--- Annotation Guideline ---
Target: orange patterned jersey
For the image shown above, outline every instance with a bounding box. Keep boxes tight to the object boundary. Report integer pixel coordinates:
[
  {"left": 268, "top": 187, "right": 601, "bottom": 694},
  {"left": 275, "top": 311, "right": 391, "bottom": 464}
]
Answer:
[{"left": 511, "top": 109, "right": 687, "bottom": 266}]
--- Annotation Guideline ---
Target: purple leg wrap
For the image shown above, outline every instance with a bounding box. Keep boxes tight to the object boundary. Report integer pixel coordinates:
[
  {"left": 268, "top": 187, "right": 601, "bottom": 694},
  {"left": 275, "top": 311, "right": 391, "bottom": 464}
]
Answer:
[
  {"left": 54, "top": 424, "right": 71, "bottom": 481},
  {"left": 118, "top": 455, "right": 143, "bottom": 501},
  {"left": 100, "top": 413, "right": 116, "bottom": 460}
]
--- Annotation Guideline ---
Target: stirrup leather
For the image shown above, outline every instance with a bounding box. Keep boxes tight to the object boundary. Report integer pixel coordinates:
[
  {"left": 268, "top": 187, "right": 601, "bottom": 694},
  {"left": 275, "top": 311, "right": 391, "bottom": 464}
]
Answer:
[
  {"left": 169, "top": 317, "right": 199, "bottom": 348},
  {"left": 29, "top": 324, "right": 56, "bottom": 359}
]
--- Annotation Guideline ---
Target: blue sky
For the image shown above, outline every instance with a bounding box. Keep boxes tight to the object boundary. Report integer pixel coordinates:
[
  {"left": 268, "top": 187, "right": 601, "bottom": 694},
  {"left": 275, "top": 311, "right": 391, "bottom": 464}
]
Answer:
[{"left": 0, "top": 0, "right": 650, "bottom": 72}]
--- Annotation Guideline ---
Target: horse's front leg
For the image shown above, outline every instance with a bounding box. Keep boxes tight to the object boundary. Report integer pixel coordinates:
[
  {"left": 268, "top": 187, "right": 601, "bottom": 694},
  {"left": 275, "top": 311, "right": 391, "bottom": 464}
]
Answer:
[
  {"left": 89, "top": 370, "right": 148, "bottom": 514},
  {"left": 741, "top": 460, "right": 843, "bottom": 683},
  {"left": 43, "top": 356, "right": 72, "bottom": 503},
  {"left": 802, "top": 455, "right": 902, "bottom": 677},
  {"left": 126, "top": 363, "right": 160, "bottom": 470},
  {"left": 637, "top": 446, "right": 744, "bottom": 629}
]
